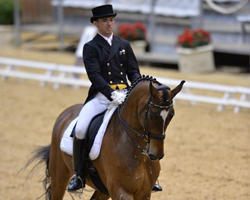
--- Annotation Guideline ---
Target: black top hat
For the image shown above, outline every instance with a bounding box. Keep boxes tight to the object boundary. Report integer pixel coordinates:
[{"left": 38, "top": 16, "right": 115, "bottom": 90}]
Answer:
[{"left": 90, "top": 4, "right": 117, "bottom": 23}]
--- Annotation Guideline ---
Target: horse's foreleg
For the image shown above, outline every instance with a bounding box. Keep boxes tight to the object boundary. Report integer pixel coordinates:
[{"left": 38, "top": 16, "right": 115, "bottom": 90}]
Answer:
[
  {"left": 90, "top": 190, "right": 110, "bottom": 200},
  {"left": 141, "top": 193, "right": 151, "bottom": 200},
  {"left": 109, "top": 188, "right": 134, "bottom": 200},
  {"left": 110, "top": 191, "right": 151, "bottom": 200}
]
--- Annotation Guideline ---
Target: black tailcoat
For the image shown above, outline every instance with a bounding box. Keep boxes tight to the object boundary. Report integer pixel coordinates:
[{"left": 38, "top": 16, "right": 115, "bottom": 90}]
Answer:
[{"left": 83, "top": 34, "right": 141, "bottom": 102}]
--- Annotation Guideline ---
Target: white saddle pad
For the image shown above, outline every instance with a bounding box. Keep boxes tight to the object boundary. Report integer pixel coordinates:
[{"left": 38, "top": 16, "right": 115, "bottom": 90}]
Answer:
[{"left": 60, "top": 106, "right": 117, "bottom": 160}]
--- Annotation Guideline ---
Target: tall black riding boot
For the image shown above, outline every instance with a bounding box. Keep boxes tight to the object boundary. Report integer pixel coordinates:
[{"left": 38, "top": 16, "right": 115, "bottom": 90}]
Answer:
[{"left": 67, "top": 136, "right": 86, "bottom": 192}]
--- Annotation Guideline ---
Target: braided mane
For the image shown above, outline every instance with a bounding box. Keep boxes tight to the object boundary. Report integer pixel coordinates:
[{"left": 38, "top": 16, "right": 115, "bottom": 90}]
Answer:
[{"left": 122, "top": 75, "right": 161, "bottom": 105}]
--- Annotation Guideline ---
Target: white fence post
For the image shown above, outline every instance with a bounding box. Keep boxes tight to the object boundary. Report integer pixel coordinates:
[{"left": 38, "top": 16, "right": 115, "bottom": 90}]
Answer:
[{"left": 217, "top": 92, "right": 234, "bottom": 112}]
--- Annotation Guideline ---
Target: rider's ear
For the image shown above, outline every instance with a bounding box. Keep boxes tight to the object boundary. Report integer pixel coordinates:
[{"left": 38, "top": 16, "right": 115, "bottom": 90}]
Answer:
[
  {"left": 170, "top": 80, "right": 185, "bottom": 99},
  {"left": 93, "top": 20, "right": 98, "bottom": 28},
  {"left": 149, "top": 81, "right": 158, "bottom": 98}
]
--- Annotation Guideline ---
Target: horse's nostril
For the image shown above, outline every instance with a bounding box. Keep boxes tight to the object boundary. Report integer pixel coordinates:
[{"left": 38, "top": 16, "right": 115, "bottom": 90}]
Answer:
[
  {"left": 148, "top": 153, "right": 164, "bottom": 161},
  {"left": 148, "top": 154, "right": 157, "bottom": 161}
]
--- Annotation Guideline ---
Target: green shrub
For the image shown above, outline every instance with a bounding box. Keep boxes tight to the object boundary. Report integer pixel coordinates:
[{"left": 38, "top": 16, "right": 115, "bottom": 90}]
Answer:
[{"left": 0, "top": 0, "right": 15, "bottom": 24}]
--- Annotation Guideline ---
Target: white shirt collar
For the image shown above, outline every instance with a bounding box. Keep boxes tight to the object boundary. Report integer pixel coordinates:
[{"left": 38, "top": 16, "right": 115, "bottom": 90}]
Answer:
[{"left": 98, "top": 32, "right": 113, "bottom": 46}]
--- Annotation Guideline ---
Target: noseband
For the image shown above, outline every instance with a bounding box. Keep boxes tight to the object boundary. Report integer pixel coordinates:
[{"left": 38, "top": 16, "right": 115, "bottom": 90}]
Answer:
[{"left": 118, "top": 85, "right": 172, "bottom": 156}]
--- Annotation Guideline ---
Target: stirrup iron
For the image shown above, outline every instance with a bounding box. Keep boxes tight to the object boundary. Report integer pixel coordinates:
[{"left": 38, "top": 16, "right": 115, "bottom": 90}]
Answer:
[{"left": 67, "top": 174, "right": 84, "bottom": 194}]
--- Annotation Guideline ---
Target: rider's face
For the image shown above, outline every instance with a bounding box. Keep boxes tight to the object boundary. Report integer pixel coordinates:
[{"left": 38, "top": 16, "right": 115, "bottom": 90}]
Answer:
[{"left": 93, "top": 16, "right": 115, "bottom": 37}]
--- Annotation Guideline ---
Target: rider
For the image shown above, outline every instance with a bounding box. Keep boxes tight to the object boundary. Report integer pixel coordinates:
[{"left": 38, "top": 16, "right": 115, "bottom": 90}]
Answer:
[{"left": 67, "top": 4, "right": 162, "bottom": 193}]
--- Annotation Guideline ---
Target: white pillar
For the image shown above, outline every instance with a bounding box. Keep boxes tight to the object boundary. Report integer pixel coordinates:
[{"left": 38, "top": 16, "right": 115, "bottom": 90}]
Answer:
[
  {"left": 192, "top": 0, "right": 203, "bottom": 29},
  {"left": 149, "top": 0, "right": 157, "bottom": 51},
  {"left": 14, "top": 0, "right": 21, "bottom": 46},
  {"left": 58, "top": 0, "right": 64, "bottom": 50}
]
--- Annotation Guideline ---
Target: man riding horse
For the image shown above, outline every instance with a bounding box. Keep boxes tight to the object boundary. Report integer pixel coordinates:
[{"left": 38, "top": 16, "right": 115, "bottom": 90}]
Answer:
[{"left": 67, "top": 4, "right": 163, "bottom": 193}]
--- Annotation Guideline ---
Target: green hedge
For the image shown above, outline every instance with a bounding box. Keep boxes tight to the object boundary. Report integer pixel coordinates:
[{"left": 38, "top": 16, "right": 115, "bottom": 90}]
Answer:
[{"left": 0, "top": 0, "right": 15, "bottom": 24}]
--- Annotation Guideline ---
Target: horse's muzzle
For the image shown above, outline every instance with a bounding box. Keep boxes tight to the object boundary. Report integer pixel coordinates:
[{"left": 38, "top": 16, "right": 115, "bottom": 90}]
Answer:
[{"left": 148, "top": 153, "right": 164, "bottom": 161}]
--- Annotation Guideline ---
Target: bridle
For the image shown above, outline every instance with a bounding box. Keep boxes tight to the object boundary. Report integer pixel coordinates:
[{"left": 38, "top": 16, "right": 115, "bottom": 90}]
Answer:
[{"left": 118, "top": 85, "right": 172, "bottom": 156}]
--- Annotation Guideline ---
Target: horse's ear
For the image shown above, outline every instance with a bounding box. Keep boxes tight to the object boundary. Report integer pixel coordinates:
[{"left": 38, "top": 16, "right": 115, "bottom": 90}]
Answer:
[
  {"left": 170, "top": 80, "right": 185, "bottom": 99},
  {"left": 149, "top": 81, "right": 158, "bottom": 97}
]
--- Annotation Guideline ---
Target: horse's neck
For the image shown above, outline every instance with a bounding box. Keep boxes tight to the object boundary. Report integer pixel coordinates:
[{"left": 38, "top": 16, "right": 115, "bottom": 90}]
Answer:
[
  {"left": 121, "top": 99, "right": 142, "bottom": 132},
  {"left": 122, "top": 82, "right": 149, "bottom": 131},
  {"left": 110, "top": 111, "right": 146, "bottom": 167},
  {"left": 118, "top": 94, "right": 148, "bottom": 154}
]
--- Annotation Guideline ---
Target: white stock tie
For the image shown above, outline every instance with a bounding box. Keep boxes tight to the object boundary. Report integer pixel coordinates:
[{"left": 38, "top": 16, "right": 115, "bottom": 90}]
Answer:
[{"left": 107, "top": 38, "right": 112, "bottom": 46}]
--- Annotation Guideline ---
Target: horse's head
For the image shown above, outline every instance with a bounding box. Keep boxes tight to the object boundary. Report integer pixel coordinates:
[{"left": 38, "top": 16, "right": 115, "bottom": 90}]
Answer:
[
  {"left": 120, "top": 76, "right": 185, "bottom": 161},
  {"left": 142, "top": 80, "right": 185, "bottom": 160}
]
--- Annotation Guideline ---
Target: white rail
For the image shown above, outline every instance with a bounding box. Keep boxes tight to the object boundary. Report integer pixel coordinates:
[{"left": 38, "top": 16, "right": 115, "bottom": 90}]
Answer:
[
  {"left": 156, "top": 76, "right": 250, "bottom": 113},
  {"left": 0, "top": 57, "right": 249, "bottom": 113},
  {"left": 0, "top": 57, "right": 90, "bottom": 89}
]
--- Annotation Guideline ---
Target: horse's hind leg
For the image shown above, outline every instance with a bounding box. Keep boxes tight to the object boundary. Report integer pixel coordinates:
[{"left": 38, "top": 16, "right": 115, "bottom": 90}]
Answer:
[
  {"left": 50, "top": 162, "right": 72, "bottom": 200},
  {"left": 90, "top": 190, "right": 110, "bottom": 200},
  {"left": 51, "top": 172, "right": 71, "bottom": 199},
  {"left": 49, "top": 149, "right": 72, "bottom": 200}
]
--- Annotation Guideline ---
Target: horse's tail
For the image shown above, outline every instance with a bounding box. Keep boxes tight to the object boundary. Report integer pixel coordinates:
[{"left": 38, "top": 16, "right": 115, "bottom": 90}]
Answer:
[{"left": 22, "top": 145, "right": 51, "bottom": 200}]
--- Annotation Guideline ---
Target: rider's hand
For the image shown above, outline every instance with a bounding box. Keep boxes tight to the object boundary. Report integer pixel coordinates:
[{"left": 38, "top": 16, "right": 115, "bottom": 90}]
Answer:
[{"left": 110, "top": 91, "right": 126, "bottom": 105}]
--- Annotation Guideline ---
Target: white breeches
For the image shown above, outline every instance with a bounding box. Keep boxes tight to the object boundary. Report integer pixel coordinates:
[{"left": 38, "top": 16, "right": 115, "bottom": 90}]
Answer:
[{"left": 75, "top": 90, "right": 126, "bottom": 139}]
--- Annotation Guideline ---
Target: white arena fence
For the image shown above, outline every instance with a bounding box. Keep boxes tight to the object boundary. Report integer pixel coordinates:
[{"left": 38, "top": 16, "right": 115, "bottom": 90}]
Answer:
[
  {"left": 0, "top": 57, "right": 249, "bottom": 113},
  {"left": 0, "top": 57, "right": 90, "bottom": 89}
]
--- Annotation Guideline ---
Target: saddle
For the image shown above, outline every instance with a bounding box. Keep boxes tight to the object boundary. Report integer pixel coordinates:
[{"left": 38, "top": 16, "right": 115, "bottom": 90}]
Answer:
[
  {"left": 84, "top": 110, "right": 109, "bottom": 195},
  {"left": 85, "top": 110, "right": 106, "bottom": 153}
]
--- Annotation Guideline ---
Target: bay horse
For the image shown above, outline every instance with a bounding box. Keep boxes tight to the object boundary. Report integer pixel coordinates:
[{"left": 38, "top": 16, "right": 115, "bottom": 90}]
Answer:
[{"left": 27, "top": 75, "right": 184, "bottom": 200}]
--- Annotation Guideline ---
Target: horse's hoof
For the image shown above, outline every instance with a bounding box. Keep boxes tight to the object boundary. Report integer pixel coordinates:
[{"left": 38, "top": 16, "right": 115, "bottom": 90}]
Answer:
[{"left": 152, "top": 184, "right": 162, "bottom": 192}]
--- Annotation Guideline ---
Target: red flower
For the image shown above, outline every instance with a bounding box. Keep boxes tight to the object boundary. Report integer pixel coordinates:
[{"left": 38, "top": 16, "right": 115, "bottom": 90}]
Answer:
[
  {"left": 115, "top": 23, "right": 147, "bottom": 41},
  {"left": 177, "top": 29, "right": 211, "bottom": 48}
]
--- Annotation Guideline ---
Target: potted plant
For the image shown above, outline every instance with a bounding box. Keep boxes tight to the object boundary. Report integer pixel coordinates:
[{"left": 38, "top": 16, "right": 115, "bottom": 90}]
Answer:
[
  {"left": 176, "top": 29, "right": 215, "bottom": 73},
  {"left": 115, "top": 23, "right": 147, "bottom": 54},
  {"left": 0, "top": 0, "right": 19, "bottom": 47}
]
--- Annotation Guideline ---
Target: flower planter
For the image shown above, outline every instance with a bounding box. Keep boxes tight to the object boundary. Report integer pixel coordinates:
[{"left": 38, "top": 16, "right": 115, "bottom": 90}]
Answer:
[
  {"left": 130, "top": 40, "right": 146, "bottom": 55},
  {"left": 176, "top": 44, "right": 215, "bottom": 73}
]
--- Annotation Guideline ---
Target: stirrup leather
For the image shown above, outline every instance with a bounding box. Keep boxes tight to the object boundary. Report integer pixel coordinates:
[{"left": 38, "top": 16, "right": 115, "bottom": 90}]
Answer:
[{"left": 67, "top": 174, "right": 84, "bottom": 194}]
